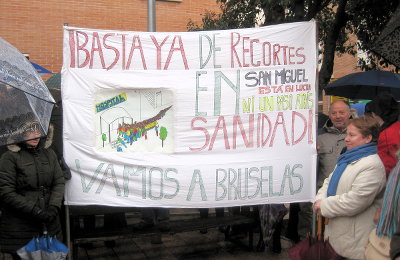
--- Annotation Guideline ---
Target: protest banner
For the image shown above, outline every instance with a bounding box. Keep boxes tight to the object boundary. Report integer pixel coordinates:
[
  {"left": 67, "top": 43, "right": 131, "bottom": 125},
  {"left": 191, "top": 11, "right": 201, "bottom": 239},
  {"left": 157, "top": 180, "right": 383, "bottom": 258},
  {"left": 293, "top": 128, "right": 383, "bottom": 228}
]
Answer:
[{"left": 62, "top": 20, "right": 318, "bottom": 207}]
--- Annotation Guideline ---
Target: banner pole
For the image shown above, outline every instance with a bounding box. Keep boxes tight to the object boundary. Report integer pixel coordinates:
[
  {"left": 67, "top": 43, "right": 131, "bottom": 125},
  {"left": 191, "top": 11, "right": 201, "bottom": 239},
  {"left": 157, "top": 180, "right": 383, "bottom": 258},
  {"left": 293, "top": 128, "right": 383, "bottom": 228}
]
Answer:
[
  {"left": 66, "top": 205, "right": 72, "bottom": 260},
  {"left": 148, "top": 0, "right": 156, "bottom": 32}
]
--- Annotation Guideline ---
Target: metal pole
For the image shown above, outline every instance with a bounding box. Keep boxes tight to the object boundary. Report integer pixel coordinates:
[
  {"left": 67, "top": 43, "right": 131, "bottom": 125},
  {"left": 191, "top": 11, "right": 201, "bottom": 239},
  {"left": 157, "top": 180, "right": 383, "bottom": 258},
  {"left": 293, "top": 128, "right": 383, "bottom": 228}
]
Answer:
[
  {"left": 312, "top": 211, "right": 316, "bottom": 237},
  {"left": 66, "top": 205, "right": 72, "bottom": 260},
  {"left": 148, "top": 0, "right": 156, "bottom": 32}
]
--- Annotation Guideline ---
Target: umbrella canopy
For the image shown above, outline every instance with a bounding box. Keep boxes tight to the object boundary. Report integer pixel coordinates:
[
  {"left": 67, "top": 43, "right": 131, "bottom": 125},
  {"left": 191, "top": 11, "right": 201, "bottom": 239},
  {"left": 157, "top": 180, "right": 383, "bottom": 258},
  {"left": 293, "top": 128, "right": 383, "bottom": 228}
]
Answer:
[
  {"left": 17, "top": 235, "right": 69, "bottom": 260},
  {"left": 289, "top": 216, "right": 342, "bottom": 260},
  {"left": 324, "top": 70, "right": 400, "bottom": 101},
  {"left": 30, "top": 61, "right": 53, "bottom": 74},
  {"left": 0, "top": 37, "right": 55, "bottom": 146},
  {"left": 372, "top": 5, "right": 400, "bottom": 67}
]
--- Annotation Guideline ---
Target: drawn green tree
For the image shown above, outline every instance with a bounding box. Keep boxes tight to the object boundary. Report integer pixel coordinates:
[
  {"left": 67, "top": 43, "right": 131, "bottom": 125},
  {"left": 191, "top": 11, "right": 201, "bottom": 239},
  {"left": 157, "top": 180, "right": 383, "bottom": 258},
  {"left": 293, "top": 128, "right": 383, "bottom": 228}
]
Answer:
[
  {"left": 159, "top": 126, "right": 168, "bottom": 147},
  {"left": 102, "top": 133, "right": 107, "bottom": 147}
]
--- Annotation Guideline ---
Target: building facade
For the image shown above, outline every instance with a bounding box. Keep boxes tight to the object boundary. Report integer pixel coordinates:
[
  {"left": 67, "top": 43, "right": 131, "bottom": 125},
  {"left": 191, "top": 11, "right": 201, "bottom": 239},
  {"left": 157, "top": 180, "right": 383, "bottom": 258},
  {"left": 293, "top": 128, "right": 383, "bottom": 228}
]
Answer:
[{"left": 1, "top": 0, "right": 368, "bottom": 115}]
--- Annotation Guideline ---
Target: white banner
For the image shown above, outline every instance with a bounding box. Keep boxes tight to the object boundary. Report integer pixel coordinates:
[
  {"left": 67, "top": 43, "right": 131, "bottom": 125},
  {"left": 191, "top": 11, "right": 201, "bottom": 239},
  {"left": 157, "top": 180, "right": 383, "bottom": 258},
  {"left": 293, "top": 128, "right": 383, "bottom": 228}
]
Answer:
[{"left": 62, "top": 20, "right": 318, "bottom": 207}]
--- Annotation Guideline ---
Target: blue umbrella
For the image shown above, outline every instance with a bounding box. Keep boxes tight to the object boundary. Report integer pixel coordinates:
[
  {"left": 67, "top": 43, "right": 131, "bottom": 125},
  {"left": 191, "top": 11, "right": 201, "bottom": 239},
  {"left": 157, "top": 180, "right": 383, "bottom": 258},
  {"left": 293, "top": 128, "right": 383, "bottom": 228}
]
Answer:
[
  {"left": 351, "top": 103, "right": 366, "bottom": 116},
  {"left": 16, "top": 234, "right": 69, "bottom": 260},
  {"left": 30, "top": 61, "right": 52, "bottom": 74},
  {"left": 324, "top": 70, "right": 400, "bottom": 101}
]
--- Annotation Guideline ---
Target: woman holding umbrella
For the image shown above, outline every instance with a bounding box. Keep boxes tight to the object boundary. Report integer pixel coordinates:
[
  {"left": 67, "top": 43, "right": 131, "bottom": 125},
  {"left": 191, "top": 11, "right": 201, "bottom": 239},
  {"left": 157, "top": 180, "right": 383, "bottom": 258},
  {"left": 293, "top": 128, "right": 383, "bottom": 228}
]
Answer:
[
  {"left": 0, "top": 121, "right": 65, "bottom": 259},
  {"left": 313, "top": 116, "right": 386, "bottom": 260}
]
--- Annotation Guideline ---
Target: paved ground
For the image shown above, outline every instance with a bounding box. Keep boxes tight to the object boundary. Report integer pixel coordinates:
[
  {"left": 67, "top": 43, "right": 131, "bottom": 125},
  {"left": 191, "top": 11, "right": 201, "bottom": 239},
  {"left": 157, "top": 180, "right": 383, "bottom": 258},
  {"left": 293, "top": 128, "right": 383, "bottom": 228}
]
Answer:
[
  {"left": 74, "top": 228, "right": 294, "bottom": 260},
  {"left": 71, "top": 208, "right": 295, "bottom": 260},
  {"left": 2, "top": 209, "right": 296, "bottom": 260}
]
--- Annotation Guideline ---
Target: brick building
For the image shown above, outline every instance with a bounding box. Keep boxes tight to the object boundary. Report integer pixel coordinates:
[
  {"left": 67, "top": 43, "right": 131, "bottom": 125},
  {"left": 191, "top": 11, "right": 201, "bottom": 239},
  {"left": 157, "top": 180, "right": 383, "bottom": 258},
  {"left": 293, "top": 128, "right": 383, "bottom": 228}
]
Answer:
[
  {"left": 0, "top": 0, "right": 221, "bottom": 79},
  {"left": 1, "top": 0, "right": 364, "bottom": 114}
]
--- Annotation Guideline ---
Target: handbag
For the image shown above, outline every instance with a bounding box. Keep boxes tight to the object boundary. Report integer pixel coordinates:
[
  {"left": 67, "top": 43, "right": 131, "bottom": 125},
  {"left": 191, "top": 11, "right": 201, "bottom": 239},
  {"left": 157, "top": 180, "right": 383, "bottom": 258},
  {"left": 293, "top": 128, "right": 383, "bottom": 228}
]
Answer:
[{"left": 364, "top": 228, "right": 391, "bottom": 260}]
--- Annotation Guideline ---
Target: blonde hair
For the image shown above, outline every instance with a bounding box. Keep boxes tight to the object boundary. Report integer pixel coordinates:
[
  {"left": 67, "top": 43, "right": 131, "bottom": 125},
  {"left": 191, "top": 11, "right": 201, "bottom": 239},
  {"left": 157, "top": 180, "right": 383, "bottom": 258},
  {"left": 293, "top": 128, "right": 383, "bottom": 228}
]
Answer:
[{"left": 348, "top": 116, "right": 380, "bottom": 142}]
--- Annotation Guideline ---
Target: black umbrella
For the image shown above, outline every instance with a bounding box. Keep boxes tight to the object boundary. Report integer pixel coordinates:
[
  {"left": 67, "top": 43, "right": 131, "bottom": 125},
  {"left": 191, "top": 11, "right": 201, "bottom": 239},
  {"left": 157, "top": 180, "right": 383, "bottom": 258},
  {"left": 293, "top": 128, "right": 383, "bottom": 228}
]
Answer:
[
  {"left": 372, "top": 5, "right": 400, "bottom": 67},
  {"left": 324, "top": 70, "right": 400, "bottom": 101},
  {"left": 0, "top": 37, "right": 55, "bottom": 146}
]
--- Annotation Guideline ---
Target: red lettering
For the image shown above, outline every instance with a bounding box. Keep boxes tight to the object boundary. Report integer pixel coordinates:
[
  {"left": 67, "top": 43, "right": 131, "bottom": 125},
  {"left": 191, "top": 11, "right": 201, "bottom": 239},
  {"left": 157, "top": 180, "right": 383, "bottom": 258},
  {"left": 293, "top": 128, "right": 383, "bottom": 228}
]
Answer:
[
  {"left": 250, "top": 39, "right": 260, "bottom": 67},
  {"left": 164, "top": 36, "right": 188, "bottom": 70},
  {"left": 209, "top": 116, "right": 230, "bottom": 151},
  {"left": 150, "top": 35, "right": 169, "bottom": 70},
  {"left": 103, "top": 33, "right": 120, "bottom": 70},
  {"left": 118, "top": 34, "right": 128, "bottom": 70},
  {"left": 262, "top": 42, "right": 272, "bottom": 66},
  {"left": 273, "top": 44, "right": 281, "bottom": 65},
  {"left": 269, "top": 112, "right": 289, "bottom": 147},
  {"left": 76, "top": 31, "right": 89, "bottom": 68},
  {"left": 189, "top": 117, "right": 209, "bottom": 151},
  {"left": 68, "top": 31, "right": 75, "bottom": 68},
  {"left": 296, "top": 47, "right": 306, "bottom": 64},
  {"left": 232, "top": 114, "right": 254, "bottom": 149},
  {"left": 260, "top": 113, "right": 272, "bottom": 147},
  {"left": 126, "top": 35, "right": 147, "bottom": 70},
  {"left": 292, "top": 111, "right": 307, "bottom": 145},
  {"left": 230, "top": 32, "right": 242, "bottom": 68},
  {"left": 281, "top": 45, "right": 288, "bottom": 65},
  {"left": 242, "top": 37, "right": 250, "bottom": 67},
  {"left": 89, "top": 32, "right": 106, "bottom": 69}
]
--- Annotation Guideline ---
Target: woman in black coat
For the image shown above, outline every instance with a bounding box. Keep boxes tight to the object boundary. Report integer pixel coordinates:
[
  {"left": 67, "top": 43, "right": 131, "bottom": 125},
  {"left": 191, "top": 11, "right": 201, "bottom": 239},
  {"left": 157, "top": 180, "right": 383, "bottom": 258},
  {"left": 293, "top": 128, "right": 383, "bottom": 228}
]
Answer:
[{"left": 0, "top": 122, "right": 65, "bottom": 259}]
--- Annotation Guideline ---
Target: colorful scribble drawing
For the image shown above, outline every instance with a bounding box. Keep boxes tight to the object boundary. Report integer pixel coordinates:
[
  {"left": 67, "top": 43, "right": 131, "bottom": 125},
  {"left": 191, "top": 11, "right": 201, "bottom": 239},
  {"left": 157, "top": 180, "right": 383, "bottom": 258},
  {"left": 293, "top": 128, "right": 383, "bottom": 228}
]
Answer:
[{"left": 95, "top": 89, "right": 174, "bottom": 153}]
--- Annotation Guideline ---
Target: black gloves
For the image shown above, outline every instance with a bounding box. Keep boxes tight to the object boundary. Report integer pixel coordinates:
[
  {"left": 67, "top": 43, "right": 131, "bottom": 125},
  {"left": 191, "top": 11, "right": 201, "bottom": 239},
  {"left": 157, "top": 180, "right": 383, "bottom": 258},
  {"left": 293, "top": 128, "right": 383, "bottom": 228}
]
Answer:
[
  {"left": 32, "top": 206, "right": 51, "bottom": 222},
  {"left": 32, "top": 205, "right": 59, "bottom": 223},
  {"left": 46, "top": 205, "right": 59, "bottom": 220}
]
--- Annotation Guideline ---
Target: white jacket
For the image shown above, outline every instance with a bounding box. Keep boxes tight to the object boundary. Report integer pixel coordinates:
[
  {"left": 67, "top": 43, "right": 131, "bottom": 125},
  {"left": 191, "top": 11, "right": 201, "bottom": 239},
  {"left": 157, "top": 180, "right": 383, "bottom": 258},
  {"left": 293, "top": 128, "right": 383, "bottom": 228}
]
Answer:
[{"left": 315, "top": 154, "right": 386, "bottom": 260}]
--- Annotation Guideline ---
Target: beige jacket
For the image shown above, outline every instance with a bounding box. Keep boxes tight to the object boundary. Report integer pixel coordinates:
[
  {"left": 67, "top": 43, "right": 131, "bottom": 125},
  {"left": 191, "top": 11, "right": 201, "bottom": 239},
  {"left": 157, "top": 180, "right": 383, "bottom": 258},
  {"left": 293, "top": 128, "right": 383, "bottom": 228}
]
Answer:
[{"left": 315, "top": 154, "right": 386, "bottom": 260}]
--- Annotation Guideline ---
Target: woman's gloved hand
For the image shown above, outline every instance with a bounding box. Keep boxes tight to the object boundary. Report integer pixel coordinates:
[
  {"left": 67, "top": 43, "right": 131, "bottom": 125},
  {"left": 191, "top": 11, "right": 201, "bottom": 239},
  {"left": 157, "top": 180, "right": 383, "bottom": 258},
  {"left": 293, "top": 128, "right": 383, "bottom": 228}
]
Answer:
[
  {"left": 32, "top": 206, "right": 52, "bottom": 222},
  {"left": 46, "top": 205, "right": 59, "bottom": 221}
]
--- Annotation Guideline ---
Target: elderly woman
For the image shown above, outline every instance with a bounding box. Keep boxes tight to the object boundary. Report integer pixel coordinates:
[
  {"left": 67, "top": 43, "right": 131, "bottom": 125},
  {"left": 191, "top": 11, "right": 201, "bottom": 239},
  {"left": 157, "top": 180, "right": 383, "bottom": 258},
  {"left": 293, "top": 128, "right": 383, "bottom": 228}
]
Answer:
[
  {"left": 313, "top": 116, "right": 386, "bottom": 260},
  {"left": 0, "top": 122, "right": 65, "bottom": 259}
]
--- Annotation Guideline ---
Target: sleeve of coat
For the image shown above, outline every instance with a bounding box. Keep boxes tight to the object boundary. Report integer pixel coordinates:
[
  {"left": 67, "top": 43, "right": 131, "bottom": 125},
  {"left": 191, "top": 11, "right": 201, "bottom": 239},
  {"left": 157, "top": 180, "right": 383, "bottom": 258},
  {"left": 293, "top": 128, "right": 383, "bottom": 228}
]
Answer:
[
  {"left": 378, "top": 130, "right": 399, "bottom": 175},
  {"left": 320, "top": 159, "right": 385, "bottom": 218},
  {"left": 0, "top": 152, "right": 37, "bottom": 214},
  {"left": 47, "top": 148, "right": 65, "bottom": 209}
]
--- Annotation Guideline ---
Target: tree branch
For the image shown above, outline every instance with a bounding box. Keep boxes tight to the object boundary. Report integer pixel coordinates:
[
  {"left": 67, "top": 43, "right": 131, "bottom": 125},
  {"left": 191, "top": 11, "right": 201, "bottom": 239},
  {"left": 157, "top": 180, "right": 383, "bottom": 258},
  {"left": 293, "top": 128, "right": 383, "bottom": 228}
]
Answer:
[{"left": 319, "top": 0, "right": 349, "bottom": 93}]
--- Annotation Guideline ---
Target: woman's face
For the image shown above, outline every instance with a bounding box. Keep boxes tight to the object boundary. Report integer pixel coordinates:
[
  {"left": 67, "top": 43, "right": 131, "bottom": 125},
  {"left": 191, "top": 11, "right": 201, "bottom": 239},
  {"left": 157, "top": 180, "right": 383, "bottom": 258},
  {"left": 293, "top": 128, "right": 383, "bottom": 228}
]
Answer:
[
  {"left": 345, "top": 124, "right": 372, "bottom": 150},
  {"left": 24, "top": 131, "right": 41, "bottom": 147}
]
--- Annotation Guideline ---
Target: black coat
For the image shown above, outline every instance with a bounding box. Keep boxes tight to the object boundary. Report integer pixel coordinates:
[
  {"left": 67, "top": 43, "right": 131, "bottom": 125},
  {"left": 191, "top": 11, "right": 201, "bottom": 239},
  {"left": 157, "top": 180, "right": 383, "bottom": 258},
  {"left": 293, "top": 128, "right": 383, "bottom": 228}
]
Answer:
[{"left": 0, "top": 127, "right": 65, "bottom": 253}]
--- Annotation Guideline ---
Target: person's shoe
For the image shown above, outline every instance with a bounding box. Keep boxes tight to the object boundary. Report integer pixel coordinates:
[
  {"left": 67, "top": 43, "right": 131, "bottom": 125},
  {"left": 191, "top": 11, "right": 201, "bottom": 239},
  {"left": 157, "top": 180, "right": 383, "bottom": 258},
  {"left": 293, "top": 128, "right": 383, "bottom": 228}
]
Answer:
[
  {"left": 104, "top": 240, "right": 116, "bottom": 248},
  {"left": 285, "top": 232, "right": 300, "bottom": 243},
  {"left": 271, "top": 241, "right": 282, "bottom": 254},
  {"left": 256, "top": 239, "right": 265, "bottom": 252},
  {"left": 157, "top": 221, "right": 171, "bottom": 232}
]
